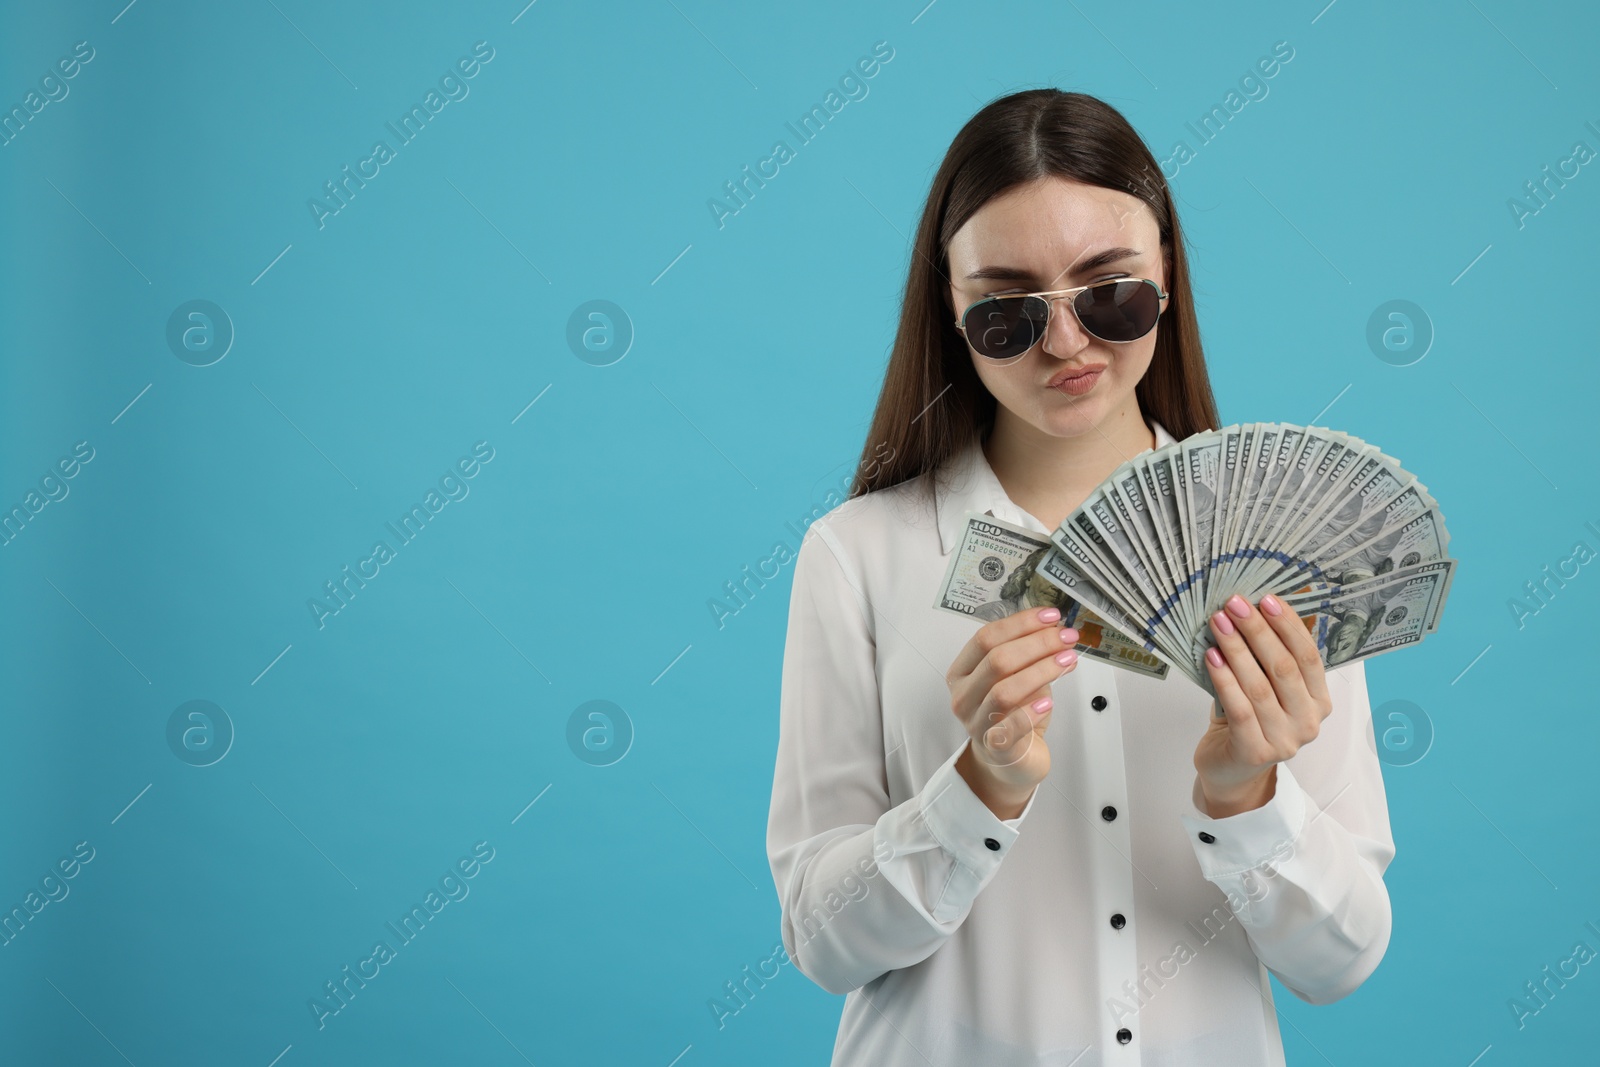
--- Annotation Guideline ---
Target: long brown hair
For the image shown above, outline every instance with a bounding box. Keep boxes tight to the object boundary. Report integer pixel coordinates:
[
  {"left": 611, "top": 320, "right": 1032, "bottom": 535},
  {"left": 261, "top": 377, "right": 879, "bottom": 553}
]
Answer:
[{"left": 848, "top": 89, "right": 1220, "bottom": 501}]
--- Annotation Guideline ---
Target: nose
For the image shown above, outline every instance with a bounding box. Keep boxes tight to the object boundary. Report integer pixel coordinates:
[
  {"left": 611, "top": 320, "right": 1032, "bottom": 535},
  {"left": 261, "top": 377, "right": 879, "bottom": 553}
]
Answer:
[{"left": 1039, "top": 293, "right": 1092, "bottom": 358}]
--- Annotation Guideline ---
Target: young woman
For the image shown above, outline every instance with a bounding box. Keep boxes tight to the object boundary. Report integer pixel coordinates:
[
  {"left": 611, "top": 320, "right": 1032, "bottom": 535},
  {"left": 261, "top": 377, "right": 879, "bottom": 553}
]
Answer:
[{"left": 766, "top": 90, "right": 1395, "bottom": 1066}]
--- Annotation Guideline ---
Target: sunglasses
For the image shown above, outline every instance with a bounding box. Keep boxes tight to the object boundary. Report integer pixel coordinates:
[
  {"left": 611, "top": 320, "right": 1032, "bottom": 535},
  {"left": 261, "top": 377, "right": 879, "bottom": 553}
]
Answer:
[{"left": 955, "top": 278, "right": 1168, "bottom": 359}]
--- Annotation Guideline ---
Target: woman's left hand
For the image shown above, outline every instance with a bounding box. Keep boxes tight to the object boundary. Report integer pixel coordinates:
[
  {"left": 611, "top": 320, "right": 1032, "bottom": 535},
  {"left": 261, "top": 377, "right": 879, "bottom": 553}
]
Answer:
[{"left": 1193, "top": 592, "right": 1333, "bottom": 818}]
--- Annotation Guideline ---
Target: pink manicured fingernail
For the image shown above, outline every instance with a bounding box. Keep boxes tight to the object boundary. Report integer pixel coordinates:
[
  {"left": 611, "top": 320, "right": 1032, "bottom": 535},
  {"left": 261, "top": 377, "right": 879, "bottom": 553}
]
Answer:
[
  {"left": 1060, "top": 627, "right": 1079, "bottom": 643},
  {"left": 1226, "top": 594, "right": 1251, "bottom": 619},
  {"left": 1206, "top": 647, "right": 1224, "bottom": 667},
  {"left": 1038, "top": 607, "right": 1060, "bottom": 622},
  {"left": 1055, "top": 649, "right": 1077, "bottom": 666},
  {"left": 1260, "top": 594, "right": 1282, "bottom": 616},
  {"left": 1032, "top": 697, "right": 1052, "bottom": 714},
  {"left": 1212, "top": 610, "right": 1235, "bottom": 635}
]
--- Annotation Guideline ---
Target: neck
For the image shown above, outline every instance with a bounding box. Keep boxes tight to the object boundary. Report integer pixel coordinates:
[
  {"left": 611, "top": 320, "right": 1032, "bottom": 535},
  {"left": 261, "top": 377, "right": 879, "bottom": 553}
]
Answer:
[{"left": 982, "top": 401, "right": 1156, "bottom": 531}]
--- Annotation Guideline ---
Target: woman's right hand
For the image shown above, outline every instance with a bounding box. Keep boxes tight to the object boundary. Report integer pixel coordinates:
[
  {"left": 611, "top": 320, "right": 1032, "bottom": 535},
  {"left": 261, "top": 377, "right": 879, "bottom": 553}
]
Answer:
[{"left": 945, "top": 606, "right": 1081, "bottom": 817}]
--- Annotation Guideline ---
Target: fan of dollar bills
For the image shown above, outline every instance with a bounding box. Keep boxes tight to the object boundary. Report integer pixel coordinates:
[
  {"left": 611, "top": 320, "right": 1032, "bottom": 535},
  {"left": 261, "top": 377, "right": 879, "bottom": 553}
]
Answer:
[{"left": 934, "top": 422, "right": 1458, "bottom": 694}]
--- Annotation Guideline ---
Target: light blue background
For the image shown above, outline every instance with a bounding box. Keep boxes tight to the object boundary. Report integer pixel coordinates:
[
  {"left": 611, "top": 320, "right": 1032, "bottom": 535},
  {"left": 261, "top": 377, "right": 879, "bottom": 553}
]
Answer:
[{"left": 2, "top": 1, "right": 1596, "bottom": 1064}]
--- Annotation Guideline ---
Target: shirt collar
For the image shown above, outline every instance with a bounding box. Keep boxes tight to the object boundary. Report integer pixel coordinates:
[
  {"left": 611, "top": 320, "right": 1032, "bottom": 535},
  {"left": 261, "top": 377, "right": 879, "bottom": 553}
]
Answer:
[{"left": 934, "top": 418, "right": 1177, "bottom": 556}]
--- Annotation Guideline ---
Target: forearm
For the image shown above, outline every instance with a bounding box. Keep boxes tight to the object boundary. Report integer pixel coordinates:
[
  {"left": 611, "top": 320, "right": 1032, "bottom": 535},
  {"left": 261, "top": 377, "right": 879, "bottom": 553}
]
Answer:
[
  {"left": 779, "top": 825, "right": 950, "bottom": 995},
  {"left": 775, "top": 743, "right": 1039, "bottom": 995},
  {"left": 1181, "top": 763, "right": 1394, "bottom": 1004}
]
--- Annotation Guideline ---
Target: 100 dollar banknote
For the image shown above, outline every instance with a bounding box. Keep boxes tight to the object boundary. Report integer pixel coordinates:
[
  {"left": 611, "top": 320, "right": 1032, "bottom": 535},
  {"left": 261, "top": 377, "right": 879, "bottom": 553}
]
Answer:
[{"left": 933, "top": 511, "right": 1170, "bottom": 680}]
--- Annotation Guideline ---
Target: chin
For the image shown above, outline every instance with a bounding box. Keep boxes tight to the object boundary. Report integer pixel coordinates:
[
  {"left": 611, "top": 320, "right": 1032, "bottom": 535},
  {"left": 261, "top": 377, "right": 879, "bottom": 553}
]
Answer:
[{"left": 1039, "top": 401, "right": 1107, "bottom": 436}]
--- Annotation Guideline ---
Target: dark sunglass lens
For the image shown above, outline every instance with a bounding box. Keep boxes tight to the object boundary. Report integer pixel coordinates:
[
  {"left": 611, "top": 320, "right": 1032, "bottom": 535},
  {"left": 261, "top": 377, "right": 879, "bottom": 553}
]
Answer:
[
  {"left": 966, "top": 296, "right": 1048, "bottom": 358},
  {"left": 1075, "top": 280, "right": 1161, "bottom": 342}
]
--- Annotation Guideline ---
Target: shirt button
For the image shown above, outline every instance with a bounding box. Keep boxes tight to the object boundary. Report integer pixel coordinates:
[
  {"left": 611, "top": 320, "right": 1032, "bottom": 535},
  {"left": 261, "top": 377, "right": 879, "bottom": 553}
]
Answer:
[
  {"left": 984, "top": 837, "right": 1001, "bottom": 851},
  {"left": 1117, "top": 1027, "right": 1133, "bottom": 1044},
  {"left": 1110, "top": 913, "right": 1126, "bottom": 930},
  {"left": 1091, "top": 695, "right": 1108, "bottom": 711},
  {"left": 1101, "top": 805, "right": 1117, "bottom": 821},
  {"left": 1198, "top": 831, "right": 1216, "bottom": 844}
]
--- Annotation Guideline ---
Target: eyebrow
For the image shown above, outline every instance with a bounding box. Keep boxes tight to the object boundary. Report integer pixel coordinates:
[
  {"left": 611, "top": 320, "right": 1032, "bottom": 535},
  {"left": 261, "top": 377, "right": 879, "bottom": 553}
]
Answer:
[{"left": 964, "top": 246, "right": 1143, "bottom": 283}]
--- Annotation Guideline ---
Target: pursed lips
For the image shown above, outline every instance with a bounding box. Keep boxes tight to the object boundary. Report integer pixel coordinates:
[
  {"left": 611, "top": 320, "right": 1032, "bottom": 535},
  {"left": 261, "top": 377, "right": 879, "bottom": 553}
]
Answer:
[{"left": 1046, "top": 364, "right": 1107, "bottom": 388}]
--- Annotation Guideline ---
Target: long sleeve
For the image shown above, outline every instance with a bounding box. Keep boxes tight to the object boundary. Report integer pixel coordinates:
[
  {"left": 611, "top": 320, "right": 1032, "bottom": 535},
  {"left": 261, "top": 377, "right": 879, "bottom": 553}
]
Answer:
[
  {"left": 1177, "top": 658, "right": 1396, "bottom": 1005},
  {"left": 766, "top": 520, "right": 1040, "bottom": 996}
]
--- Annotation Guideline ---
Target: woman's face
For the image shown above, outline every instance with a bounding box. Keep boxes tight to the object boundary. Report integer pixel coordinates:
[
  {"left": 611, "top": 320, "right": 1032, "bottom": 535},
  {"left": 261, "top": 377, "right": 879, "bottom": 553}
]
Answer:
[{"left": 946, "top": 175, "right": 1168, "bottom": 440}]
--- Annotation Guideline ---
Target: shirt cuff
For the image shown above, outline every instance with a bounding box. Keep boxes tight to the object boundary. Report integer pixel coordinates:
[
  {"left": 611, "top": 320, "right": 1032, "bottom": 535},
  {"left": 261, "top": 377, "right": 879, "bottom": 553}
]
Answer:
[
  {"left": 1179, "top": 762, "right": 1308, "bottom": 880},
  {"left": 919, "top": 740, "right": 1037, "bottom": 876}
]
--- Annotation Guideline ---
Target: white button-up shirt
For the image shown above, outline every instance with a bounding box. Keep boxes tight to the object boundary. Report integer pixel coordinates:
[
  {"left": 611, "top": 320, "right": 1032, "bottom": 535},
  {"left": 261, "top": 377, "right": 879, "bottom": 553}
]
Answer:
[{"left": 766, "top": 418, "right": 1396, "bottom": 1066}]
